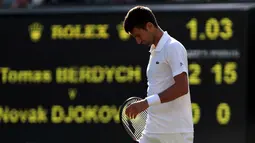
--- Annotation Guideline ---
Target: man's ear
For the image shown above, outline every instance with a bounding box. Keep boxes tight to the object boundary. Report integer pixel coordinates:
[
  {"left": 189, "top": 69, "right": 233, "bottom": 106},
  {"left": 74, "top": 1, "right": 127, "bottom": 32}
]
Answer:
[{"left": 146, "top": 22, "right": 154, "bottom": 32}]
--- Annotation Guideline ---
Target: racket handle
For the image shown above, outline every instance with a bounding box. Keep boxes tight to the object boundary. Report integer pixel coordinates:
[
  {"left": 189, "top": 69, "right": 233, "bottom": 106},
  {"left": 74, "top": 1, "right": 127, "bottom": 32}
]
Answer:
[{"left": 133, "top": 141, "right": 139, "bottom": 143}]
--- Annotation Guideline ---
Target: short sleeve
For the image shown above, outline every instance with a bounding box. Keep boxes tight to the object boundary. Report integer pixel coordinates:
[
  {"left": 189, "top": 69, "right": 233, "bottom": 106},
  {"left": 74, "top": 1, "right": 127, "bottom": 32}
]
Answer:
[{"left": 165, "top": 42, "right": 188, "bottom": 77}]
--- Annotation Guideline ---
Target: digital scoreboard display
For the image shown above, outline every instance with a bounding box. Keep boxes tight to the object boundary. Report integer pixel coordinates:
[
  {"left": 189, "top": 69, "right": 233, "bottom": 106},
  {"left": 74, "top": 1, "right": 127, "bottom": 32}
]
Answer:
[{"left": 0, "top": 4, "right": 253, "bottom": 143}]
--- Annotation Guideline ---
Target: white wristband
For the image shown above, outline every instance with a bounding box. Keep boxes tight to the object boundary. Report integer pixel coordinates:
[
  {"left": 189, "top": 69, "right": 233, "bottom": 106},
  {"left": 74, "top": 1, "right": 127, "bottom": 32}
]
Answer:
[{"left": 146, "top": 94, "right": 161, "bottom": 106}]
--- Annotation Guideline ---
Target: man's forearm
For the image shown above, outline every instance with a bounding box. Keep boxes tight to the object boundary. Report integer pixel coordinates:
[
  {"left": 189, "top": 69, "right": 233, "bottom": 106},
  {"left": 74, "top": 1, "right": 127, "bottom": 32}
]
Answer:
[{"left": 158, "top": 82, "right": 188, "bottom": 103}]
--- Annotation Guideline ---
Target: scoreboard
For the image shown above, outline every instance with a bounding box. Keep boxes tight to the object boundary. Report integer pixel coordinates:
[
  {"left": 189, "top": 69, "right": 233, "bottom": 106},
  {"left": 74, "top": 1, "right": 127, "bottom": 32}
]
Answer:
[{"left": 0, "top": 3, "right": 254, "bottom": 143}]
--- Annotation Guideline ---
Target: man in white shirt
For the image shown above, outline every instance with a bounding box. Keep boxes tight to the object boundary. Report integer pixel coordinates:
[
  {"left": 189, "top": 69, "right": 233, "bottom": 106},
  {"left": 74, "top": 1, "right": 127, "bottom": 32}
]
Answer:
[{"left": 124, "top": 6, "right": 194, "bottom": 143}]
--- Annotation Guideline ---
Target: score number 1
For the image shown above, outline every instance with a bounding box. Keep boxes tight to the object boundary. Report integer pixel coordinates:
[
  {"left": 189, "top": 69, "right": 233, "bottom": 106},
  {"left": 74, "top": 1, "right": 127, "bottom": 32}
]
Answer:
[{"left": 189, "top": 62, "right": 238, "bottom": 85}]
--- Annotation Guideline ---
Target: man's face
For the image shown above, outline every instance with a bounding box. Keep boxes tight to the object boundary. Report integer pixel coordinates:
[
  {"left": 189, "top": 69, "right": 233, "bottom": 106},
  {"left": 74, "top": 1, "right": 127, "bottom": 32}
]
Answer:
[{"left": 130, "top": 23, "right": 154, "bottom": 46}]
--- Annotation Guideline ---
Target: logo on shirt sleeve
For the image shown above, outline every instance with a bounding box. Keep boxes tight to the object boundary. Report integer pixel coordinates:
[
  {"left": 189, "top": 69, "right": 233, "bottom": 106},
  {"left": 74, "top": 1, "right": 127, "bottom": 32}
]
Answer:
[{"left": 180, "top": 62, "right": 183, "bottom": 66}]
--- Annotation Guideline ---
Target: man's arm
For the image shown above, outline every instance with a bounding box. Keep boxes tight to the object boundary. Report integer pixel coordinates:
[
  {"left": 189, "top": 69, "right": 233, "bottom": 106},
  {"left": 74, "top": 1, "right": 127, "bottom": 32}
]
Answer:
[
  {"left": 125, "top": 72, "right": 189, "bottom": 119},
  {"left": 158, "top": 72, "right": 188, "bottom": 103}
]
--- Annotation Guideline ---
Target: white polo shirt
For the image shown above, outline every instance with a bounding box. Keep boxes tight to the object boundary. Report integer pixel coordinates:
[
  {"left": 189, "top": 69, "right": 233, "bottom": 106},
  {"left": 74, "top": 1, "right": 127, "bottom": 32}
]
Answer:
[{"left": 144, "top": 31, "right": 194, "bottom": 134}]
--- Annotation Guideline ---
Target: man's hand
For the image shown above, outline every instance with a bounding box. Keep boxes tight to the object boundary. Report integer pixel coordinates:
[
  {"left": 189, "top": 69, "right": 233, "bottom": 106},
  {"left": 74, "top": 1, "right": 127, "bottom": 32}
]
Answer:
[{"left": 125, "top": 99, "right": 149, "bottom": 119}]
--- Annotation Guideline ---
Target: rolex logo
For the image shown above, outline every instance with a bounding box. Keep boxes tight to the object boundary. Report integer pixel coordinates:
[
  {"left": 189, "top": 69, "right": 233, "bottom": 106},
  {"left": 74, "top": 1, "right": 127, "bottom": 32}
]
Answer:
[{"left": 28, "top": 22, "right": 43, "bottom": 42}]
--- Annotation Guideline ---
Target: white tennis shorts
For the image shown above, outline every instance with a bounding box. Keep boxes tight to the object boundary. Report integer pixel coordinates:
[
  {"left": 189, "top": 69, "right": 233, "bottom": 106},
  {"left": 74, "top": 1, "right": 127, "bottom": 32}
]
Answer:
[{"left": 138, "top": 132, "right": 193, "bottom": 143}]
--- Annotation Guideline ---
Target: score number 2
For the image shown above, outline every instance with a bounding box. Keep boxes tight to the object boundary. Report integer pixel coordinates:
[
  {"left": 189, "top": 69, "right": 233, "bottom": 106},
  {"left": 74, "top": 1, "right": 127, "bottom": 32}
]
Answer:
[{"left": 189, "top": 62, "right": 237, "bottom": 85}]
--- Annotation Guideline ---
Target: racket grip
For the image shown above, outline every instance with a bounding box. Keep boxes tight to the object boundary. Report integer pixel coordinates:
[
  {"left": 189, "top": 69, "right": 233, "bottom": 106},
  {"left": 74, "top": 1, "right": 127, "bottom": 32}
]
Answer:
[{"left": 133, "top": 141, "right": 139, "bottom": 143}]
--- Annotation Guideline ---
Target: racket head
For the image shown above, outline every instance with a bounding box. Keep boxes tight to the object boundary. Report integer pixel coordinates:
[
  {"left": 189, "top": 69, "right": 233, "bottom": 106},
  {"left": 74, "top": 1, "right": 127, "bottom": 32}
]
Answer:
[{"left": 119, "top": 97, "right": 148, "bottom": 142}]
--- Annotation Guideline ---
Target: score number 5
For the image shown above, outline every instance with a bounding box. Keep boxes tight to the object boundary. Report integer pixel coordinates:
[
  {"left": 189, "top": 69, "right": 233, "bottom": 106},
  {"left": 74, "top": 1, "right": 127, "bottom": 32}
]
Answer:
[{"left": 189, "top": 62, "right": 238, "bottom": 85}]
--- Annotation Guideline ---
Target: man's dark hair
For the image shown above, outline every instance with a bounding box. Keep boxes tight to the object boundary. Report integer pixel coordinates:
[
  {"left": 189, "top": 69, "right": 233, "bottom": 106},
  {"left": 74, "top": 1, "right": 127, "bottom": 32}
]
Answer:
[{"left": 123, "top": 6, "right": 159, "bottom": 34}]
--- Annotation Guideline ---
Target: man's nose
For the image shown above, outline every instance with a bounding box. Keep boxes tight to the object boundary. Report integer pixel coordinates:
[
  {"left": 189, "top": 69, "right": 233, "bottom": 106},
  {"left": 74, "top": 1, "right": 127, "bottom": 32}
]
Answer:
[{"left": 136, "top": 38, "right": 142, "bottom": 44}]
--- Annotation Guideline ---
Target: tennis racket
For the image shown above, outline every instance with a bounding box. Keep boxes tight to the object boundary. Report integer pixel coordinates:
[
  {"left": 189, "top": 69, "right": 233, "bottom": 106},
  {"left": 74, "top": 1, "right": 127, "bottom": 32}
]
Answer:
[{"left": 119, "top": 97, "right": 148, "bottom": 142}]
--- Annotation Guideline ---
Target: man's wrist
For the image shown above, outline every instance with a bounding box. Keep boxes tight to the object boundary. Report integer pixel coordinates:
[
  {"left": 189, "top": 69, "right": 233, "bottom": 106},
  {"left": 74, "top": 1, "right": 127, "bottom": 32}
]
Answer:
[{"left": 145, "top": 94, "right": 161, "bottom": 106}]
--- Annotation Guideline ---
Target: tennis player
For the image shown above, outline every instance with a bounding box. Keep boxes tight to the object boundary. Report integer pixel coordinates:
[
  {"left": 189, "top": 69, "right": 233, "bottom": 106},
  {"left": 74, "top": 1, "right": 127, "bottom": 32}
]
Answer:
[{"left": 124, "top": 6, "right": 194, "bottom": 143}]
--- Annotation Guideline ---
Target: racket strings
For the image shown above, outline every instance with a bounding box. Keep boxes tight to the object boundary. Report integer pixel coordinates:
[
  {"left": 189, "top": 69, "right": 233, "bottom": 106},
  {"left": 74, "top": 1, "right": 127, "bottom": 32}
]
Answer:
[
  {"left": 129, "top": 111, "right": 147, "bottom": 135},
  {"left": 122, "top": 111, "right": 146, "bottom": 140},
  {"left": 121, "top": 98, "right": 148, "bottom": 141},
  {"left": 122, "top": 113, "right": 146, "bottom": 139}
]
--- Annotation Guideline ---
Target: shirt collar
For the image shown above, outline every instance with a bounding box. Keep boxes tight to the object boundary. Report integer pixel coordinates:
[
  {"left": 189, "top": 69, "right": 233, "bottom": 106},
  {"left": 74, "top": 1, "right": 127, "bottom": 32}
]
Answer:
[{"left": 149, "top": 31, "right": 170, "bottom": 53}]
